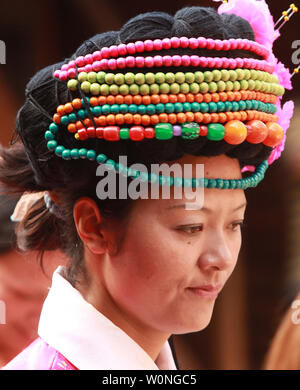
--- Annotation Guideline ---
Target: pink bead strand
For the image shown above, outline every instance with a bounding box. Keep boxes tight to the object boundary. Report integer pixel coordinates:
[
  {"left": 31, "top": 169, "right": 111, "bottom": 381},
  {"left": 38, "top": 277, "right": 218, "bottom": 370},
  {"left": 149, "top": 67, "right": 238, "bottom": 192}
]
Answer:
[{"left": 54, "top": 36, "right": 269, "bottom": 78}]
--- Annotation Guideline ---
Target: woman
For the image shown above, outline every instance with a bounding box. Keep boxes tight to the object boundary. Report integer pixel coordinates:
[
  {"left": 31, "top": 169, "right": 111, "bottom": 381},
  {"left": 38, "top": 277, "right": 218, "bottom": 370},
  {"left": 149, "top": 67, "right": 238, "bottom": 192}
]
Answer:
[{"left": 0, "top": 3, "right": 293, "bottom": 370}]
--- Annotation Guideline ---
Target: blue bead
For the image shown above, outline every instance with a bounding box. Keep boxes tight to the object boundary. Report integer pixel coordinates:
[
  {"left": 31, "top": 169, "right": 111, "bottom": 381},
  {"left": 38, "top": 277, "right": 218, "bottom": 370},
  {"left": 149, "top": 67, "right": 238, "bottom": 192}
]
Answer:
[
  {"left": 208, "top": 102, "right": 217, "bottom": 112},
  {"left": 147, "top": 104, "right": 156, "bottom": 115},
  {"left": 62, "top": 149, "right": 71, "bottom": 160},
  {"left": 231, "top": 101, "right": 239, "bottom": 112},
  {"left": 216, "top": 179, "right": 224, "bottom": 188},
  {"left": 207, "top": 179, "right": 216, "bottom": 188},
  {"left": 192, "top": 178, "right": 199, "bottom": 188},
  {"left": 105, "top": 159, "right": 115, "bottom": 170},
  {"left": 183, "top": 102, "right": 191, "bottom": 112},
  {"left": 60, "top": 116, "right": 69, "bottom": 125},
  {"left": 96, "top": 153, "right": 107, "bottom": 163},
  {"left": 224, "top": 101, "right": 232, "bottom": 111},
  {"left": 165, "top": 103, "right": 174, "bottom": 113},
  {"left": 174, "top": 177, "right": 183, "bottom": 187},
  {"left": 70, "top": 149, "right": 79, "bottom": 159},
  {"left": 137, "top": 105, "right": 147, "bottom": 114},
  {"left": 156, "top": 103, "right": 165, "bottom": 114},
  {"left": 92, "top": 106, "right": 102, "bottom": 116},
  {"left": 222, "top": 180, "right": 229, "bottom": 189},
  {"left": 159, "top": 175, "right": 166, "bottom": 186},
  {"left": 200, "top": 103, "right": 209, "bottom": 113},
  {"left": 49, "top": 123, "right": 59, "bottom": 133},
  {"left": 245, "top": 100, "right": 252, "bottom": 110},
  {"left": 183, "top": 178, "right": 192, "bottom": 187},
  {"left": 45, "top": 131, "right": 54, "bottom": 140},
  {"left": 47, "top": 140, "right": 57, "bottom": 150},
  {"left": 79, "top": 148, "right": 87, "bottom": 158},
  {"left": 216, "top": 101, "right": 225, "bottom": 111},
  {"left": 119, "top": 104, "right": 128, "bottom": 113},
  {"left": 128, "top": 104, "right": 137, "bottom": 114},
  {"left": 174, "top": 103, "right": 183, "bottom": 113},
  {"left": 149, "top": 173, "right": 158, "bottom": 183},
  {"left": 238, "top": 101, "right": 246, "bottom": 111},
  {"left": 68, "top": 113, "right": 77, "bottom": 123},
  {"left": 102, "top": 104, "right": 111, "bottom": 114},
  {"left": 228, "top": 180, "right": 236, "bottom": 189},
  {"left": 55, "top": 146, "right": 65, "bottom": 156},
  {"left": 87, "top": 150, "right": 96, "bottom": 160},
  {"left": 191, "top": 102, "right": 200, "bottom": 112},
  {"left": 77, "top": 109, "right": 86, "bottom": 119}
]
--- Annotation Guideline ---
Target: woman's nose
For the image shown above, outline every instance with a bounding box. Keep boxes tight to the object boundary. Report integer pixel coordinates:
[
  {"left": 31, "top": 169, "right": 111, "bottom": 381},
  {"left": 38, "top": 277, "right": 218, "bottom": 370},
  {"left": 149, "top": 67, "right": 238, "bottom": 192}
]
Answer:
[{"left": 196, "top": 233, "right": 234, "bottom": 271}]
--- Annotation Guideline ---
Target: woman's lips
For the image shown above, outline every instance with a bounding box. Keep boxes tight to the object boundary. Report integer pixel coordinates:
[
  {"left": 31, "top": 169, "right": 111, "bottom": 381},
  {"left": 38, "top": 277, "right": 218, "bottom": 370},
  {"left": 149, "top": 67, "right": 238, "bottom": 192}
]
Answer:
[{"left": 187, "top": 284, "right": 222, "bottom": 299}]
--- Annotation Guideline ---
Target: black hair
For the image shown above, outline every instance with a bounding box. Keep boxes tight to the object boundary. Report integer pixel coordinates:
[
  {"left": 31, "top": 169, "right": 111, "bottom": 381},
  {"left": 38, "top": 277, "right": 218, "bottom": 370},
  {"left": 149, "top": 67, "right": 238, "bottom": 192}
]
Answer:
[{"left": 0, "top": 6, "right": 273, "bottom": 286}]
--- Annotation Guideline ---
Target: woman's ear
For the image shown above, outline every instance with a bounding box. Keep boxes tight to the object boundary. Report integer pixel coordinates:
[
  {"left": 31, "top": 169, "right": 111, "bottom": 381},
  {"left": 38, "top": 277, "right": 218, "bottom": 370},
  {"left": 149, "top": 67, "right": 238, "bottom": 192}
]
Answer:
[{"left": 73, "top": 197, "right": 107, "bottom": 255}]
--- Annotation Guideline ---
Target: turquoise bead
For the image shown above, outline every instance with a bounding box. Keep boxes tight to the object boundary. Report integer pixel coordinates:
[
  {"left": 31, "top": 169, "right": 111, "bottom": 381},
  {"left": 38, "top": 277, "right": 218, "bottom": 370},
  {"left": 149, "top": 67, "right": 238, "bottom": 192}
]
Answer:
[
  {"left": 96, "top": 154, "right": 107, "bottom": 163},
  {"left": 77, "top": 109, "right": 86, "bottom": 119},
  {"left": 192, "top": 178, "right": 199, "bottom": 188},
  {"left": 92, "top": 106, "right": 102, "bottom": 116},
  {"left": 200, "top": 103, "right": 209, "bottom": 113},
  {"left": 231, "top": 101, "right": 239, "bottom": 112},
  {"left": 120, "top": 104, "right": 128, "bottom": 113},
  {"left": 174, "top": 102, "right": 183, "bottom": 113},
  {"left": 174, "top": 177, "right": 183, "bottom": 187},
  {"left": 79, "top": 148, "right": 88, "bottom": 158},
  {"left": 105, "top": 159, "right": 115, "bottom": 170},
  {"left": 208, "top": 102, "right": 217, "bottom": 112},
  {"left": 110, "top": 104, "right": 120, "bottom": 114},
  {"left": 137, "top": 105, "right": 146, "bottom": 114},
  {"left": 49, "top": 123, "right": 59, "bottom": 133},
  {"left": 60, "top": 116, "right": 69, "bottom": 125},
  {"left": 147, "top": 104, "right": 156, "bottom": 115},
  {"left": 207, "top": 123, "right": 225, "bottom": 141},
  {"left": 165, "top": 103, "right": 174, "bottom": 113},
  {"left": 62, "top": 150, "right": 71, "bottom": 160},
  {"left": 55, "top": 146, "right": 65, "bottom": 156},
  {"left": 102, "top": 105, "right": 111, "bottom": 114},
  {"left": 149, "top": 173, "right": 158, "bottom": 183},
  {"left": 156, "top": 103, "right": 165, "bottom": 114},
  {"left": 216, "top": 102, "right": 225, "bottom": 111},
  {"left": 191, "top": 102, "right": 200, "bottom": 112},
  {"left": 158, "top": 175, "right": 166, "bottom": 186},
  {"left": 183, "top": 178, "right": 192, "bottom": 187},
  {"left": 87, "top": 150, "right": 96, "bottom": 160},
  {"left": 207, "top": 179, "right": 216, "bottom": 188},
  {"left": 47, "top": 140, "right": 57, "bottom": 150},
  {"left": 216, "top": 179, "right": 224, "bottom": 188},
  {"left": 183, "top": 102, "right": 191, "bottom": 111},
  {"left": 224, "top": 101, "right": 232, "bottom": 111},
  {"left": 128, "top": 104, "right": 137, "bottom": 114},
  {"left": 155, "top": 123, "right": 173, "bottom": 140},
  {"left": 45, "top": 131, "right": 54, "bottom": 140},
  {"left": 70, "top": 149, "right": 79, "bottom": 159}
]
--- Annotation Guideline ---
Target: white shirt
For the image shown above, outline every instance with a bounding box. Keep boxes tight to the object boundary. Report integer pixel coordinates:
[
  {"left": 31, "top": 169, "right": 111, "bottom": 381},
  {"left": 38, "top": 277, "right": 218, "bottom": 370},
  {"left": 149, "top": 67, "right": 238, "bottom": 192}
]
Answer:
[{"left": 38, "top": 266, "right": 177, "bottom": 370}]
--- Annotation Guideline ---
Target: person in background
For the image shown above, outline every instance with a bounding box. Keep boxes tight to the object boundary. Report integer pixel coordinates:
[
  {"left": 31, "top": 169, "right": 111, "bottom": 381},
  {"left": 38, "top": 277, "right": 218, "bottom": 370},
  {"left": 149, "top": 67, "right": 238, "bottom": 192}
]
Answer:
[
  {"left": 263, "top": 291, "right": 300, "bottom": 370},
  {"left": 0, "top": 191, "right": 67, "bottom": 367}
]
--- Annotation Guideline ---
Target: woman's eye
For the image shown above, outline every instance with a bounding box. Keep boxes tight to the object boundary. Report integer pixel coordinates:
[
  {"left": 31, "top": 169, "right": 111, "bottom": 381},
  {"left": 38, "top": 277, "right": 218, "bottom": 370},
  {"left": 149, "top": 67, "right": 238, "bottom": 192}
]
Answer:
[
  {"left": 231, "top": 221, "right": 244, "bottom": 231},
  {"left": 178, "top": 225, "right": 203, "bottom": 234}
]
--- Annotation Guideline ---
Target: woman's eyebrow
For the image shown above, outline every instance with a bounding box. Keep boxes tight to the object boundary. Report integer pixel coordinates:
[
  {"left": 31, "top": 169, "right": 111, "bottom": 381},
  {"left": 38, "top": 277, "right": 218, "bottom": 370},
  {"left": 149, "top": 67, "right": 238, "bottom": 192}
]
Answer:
[{"left": 165, "top": 202, "right": 247, "bottom": 213}]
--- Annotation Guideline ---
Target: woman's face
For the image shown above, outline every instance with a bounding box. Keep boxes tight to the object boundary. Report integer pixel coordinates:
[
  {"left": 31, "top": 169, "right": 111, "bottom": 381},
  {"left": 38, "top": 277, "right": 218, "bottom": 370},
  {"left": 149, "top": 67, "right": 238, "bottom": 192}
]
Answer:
[{"left": 95, "top": 154, "right": 247, "bottom": 335}]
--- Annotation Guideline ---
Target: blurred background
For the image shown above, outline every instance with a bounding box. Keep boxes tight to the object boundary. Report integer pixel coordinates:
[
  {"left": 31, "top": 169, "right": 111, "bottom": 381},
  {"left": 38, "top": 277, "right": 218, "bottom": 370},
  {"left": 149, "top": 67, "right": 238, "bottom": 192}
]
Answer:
[{"left": 0, "top": 0, "right": 299, "bottom": 369}]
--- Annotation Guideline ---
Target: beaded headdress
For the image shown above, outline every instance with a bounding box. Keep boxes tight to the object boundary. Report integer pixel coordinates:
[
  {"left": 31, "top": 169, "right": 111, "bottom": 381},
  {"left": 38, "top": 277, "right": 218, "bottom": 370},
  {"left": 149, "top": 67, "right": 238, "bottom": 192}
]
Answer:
[{"left": 45, "top": 0, "right": 297, "bottom": 191}]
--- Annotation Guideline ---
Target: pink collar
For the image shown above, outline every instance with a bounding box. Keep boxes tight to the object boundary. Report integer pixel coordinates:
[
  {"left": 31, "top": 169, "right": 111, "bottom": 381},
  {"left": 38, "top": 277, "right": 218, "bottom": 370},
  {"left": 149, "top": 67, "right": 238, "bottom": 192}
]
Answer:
[{"left": 38, "top": 266, "right": 177, "bottom": 370}]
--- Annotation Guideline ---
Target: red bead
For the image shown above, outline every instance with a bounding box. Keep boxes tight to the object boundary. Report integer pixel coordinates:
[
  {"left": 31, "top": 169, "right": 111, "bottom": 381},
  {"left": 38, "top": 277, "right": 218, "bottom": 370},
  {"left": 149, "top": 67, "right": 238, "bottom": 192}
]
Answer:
[
  {"left": 103, "top": 126, "right": 120, "bottom": 141},
  {"left": 246, "top": 120, "right": 268, "bottom": 144},
  {"left": 144, "top": 127, "right": 155, "bottom": 138},
  {"left": 200, "top": 126, "right": 208, "bottom": 136},
  {"left": 96, "top": 127, "right": 104, "bottom": 138},
  {"left": 263, "top": 122, "right": 284, "bottom": 147},
  {"left": 87, "top": 127, "right": 96, "bottom": 138},
  {"left": 129, "top": 126, "right": 144, "bottom": 141},
  {"left": 78, "top": 129, "right": 88, "bottom": 140}
]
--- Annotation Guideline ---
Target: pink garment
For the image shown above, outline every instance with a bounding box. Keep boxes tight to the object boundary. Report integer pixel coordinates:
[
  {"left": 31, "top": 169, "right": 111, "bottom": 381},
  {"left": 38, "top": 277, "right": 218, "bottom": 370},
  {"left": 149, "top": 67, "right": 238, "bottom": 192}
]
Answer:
[
  {"left": 1, "top": 266, "right": 177, "bottom": 370},
  {"left": 2, "top": 337, "right": 77, "bottom": 370}
]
